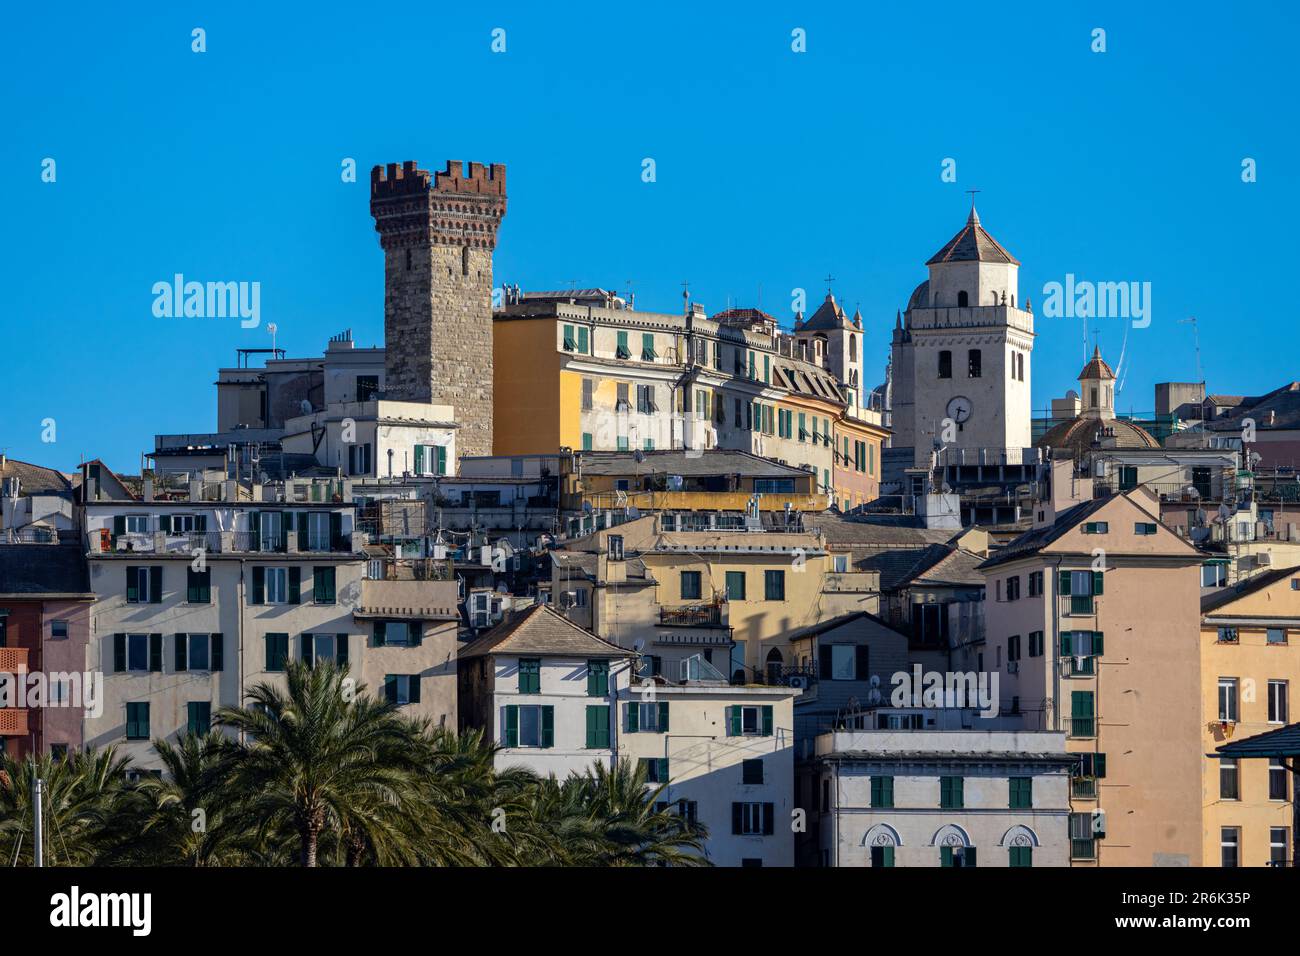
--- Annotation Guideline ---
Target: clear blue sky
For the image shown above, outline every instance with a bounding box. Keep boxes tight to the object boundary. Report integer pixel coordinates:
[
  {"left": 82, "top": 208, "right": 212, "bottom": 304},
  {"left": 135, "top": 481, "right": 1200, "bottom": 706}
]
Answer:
[{"left": 2, "top": 1, "right": 1295, "bottom": 473}]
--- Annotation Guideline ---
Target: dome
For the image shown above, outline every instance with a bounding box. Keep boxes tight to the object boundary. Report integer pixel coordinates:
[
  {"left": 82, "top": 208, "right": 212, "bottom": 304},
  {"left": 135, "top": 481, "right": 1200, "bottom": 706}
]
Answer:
[
  {"left": 907, "top": 280, "right": 930, "bottom": 311},
  {"left": 1036, "top": 417, "right": 1159, "bottom": 460}
]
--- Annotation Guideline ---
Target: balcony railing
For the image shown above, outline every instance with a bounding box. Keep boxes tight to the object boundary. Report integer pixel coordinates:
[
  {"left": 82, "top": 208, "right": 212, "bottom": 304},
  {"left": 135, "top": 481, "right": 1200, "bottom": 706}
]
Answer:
[
  {"left": 1070, "top": 717, "right": 1096, "bottom": 738},
  {"left": 0, "top": 648, "right": 31, "bottom": 672},
  {"left": 1059, "top": 595, "right": 1097, "bottom": 617},
  {"left": 4, "top": 526, "right": 57, "bottom": 544},
  {"left": 1061, "top": 655, "right": 1097, "bottom": 677},
  {"left": 659, "top": 604, "right": 724, "bottom": 627}
]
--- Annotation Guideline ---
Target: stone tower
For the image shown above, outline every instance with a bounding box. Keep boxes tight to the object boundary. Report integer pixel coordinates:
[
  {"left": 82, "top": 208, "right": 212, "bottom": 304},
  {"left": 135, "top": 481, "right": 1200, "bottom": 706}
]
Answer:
[{"left": 370, "top": 159, "right": 507, "bottom": 459}]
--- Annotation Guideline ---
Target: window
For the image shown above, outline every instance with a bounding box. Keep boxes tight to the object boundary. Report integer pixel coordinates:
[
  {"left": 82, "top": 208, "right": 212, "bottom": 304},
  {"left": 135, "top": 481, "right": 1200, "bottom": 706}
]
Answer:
[
  {"left": 726, "top": 571, "right": 746, "bottom": 601},
  {"left": 642, "top": 333, "right": 657, "bottom": 361},
  {"left": 51, "top": 620, "right": 69, "bottom": 640},
  {"left": 742, "top": 759, "right": 764, "bottom": 785},
  {"left": 627, "top": 700, "right": 669, "bottom": 733},
  {"left": 581, "top": 378, "right": 594, "bottom": 411},
  {"left": 938, "top": 350, "right": 952, "bottom": 379},
  {"left": 124, "top": 514, "right": 149, "bottom": 534},
  {"left": 562, "top": 324, "right": 576, "bottom": 350},
  {"left": 1028, "top": 631, "right": 1044, "bottom": 657},
  {"left": 637, "top": 384, "right": 656, "bottom": 414},
  {"left": 870, "top": 845, "right": 895, "bottom": 867},
  {"left": 1219, "top": 758, "right": 1240, "bottom": 800},
  {"left": 518, "top": 658, "right": 541, "bottom": 694},
  {"left": 312, "top": 566, "right": 337, "bottom": 605},
  {"left": 120, "top": 634, "right": 153, "bottom": 673},
  {"left": 1070, "top": 813, "right": 1096, "bottom": 860},
  {"left": 186, "top": 568, "right": 211, "bottom": 604},
  {"left": 940, "top": 846, "right": 976, "bottom": 868},
  {"left": 1072, "top": 753, "right": 1106, "bottom": 798},
  {"left": 587, "top": 660, "right": 609, "bottom": 697},
  {"left": 732, "top": 802, "right": 774, "bottom": 836},
  {"left": 1269, "top": 759, "right": 1289, "bottom": 801},
  {"left": 1202, "top": 563, "right": 1228, "bottom": 588},
  {"left": 1118, "top": 465, "right": 1138, "bottom": 491},
  {"left": 577, "top": 327, "right": 589, "bottom": 354},
  {"left": 1271, "top": 827, "right": 1289, "bottom": 867},
  {"left": 1070, "top": 690, "right": 1095, "bottom": 737},
  {"left": 505, "top": 704, "right": 553, "bottom": 748},
  {"left": 264, "top": 633, "right": 289, "bottom": 672},
  {"left": 1217, "top": 626, "right": 1239, "bottom": 644},
  {"left": 1218, "top": 678, "right": 1239, "bottom": 722},
  {"left": 616, "top": 331, "right": 630, "bottom": 360},
  {"left": 608, "top": 535, "right": 624, "bottom": 561},
  {"left": 1009, "top": 776, "right": 1032, "bottom": 809},
  {"left": 967, "top": 349, "right": 981, "bottom": 378},
  {"left": 870, "top": 776, "right": 894, "bottom": 808},
  {"left": 726, "top": 704, "right": 773, "bottom": 737},
  {"left": 186, "top": 701, "right": 211, "bottom": 736},
  {"left": 1267, "top": 628, "right": 1288, "bottom": 646},
  {"left": 1081, "top": 521, "right": 1109, "bottom": 534},
  {"left": 373, "top": 621, "right": 418, "bottom": 647},
  {"left": 301, "top": 633, "right": 346, "bottom": 668},
  {"left": 1007, "top": 635, "right": 1021, "bottom": 662},
  {"left": 1134, "top": 522, "right": 1158, "bottom": 535},
  {"left": 582, "top": 432, "right": 593, "bottom": 451},
  {"left": 764, "top": 569, "right": 785, "bottom": 601},
  {"left": 1009, "top": 846, "right": 1032, "bottom": 868},
  {"left": 1221, "top": 827, "right": 1240, "bottom": 868},
  {"left": 585, "top": 705, "right": 610, "bottom": 748},
  {"left": 356, "top": 375, "right": 378, "bottom": 402},
  {"left": 1060, "top": 630, "right": 1103, "bottom": 668},
  {"left": 384, "top": 674, "right": 421, "bottom": 706},
  {"left": 640, "top": 757, "right": 669, "bottom": 783},
  {"left": 125, "top": 702, "right": 150, "bottom": 740},
  {"left": 680, "top": 570, "right": 702, "bottom": 601},
  {"left": 940, "top": 775, "right": 964, "bottom": 809},
  {"left": 1269, "top": 680, "right": 1288, "bottom": 723},
  {"left": 175, "top": 633, "right": 211, "bottom": 671},
  {"left": 265, "top": 567, "right": 289, "bottom": 604},
  {"left": 125, "top": 566, "right": 161, "bottom": 604},
  {"left": 1006, "top": 575, "right": 1020, "bottom": 601},
  {"left": 1028, "top": 571, "right": 1042, "bottom": 597},
  {"left": 828, "top": 643, "right": 858, "bottom": 681},
  {"left": 1060, "top": 569, "right": 1103, "bottom": 614}
]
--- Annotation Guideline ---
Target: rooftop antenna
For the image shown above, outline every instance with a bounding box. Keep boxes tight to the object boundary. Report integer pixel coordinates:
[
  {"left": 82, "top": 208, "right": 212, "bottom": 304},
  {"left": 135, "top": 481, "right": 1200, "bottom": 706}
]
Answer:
[
  {"left": 267, "top": 322, "right": 278, "bottom": 354},
  {"left": 1178, "top": 316, "right": 1204, "bottom": 388}
]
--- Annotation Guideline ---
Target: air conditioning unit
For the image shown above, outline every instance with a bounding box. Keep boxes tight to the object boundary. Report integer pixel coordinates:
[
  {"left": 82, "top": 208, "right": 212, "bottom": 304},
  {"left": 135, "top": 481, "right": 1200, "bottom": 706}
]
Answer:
[
  {"left": 787, "top": 676, "right": 808, "bottom": 689},
  {"left": 1257, "top": 552, "right": 1273, "bottom": 566}
]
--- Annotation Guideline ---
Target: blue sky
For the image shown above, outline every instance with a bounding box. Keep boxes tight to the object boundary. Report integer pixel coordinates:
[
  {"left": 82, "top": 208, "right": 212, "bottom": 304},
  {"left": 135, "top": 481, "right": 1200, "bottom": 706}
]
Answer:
[{"left": 2, "top": 1, "right": 1295, "bottom": 472}]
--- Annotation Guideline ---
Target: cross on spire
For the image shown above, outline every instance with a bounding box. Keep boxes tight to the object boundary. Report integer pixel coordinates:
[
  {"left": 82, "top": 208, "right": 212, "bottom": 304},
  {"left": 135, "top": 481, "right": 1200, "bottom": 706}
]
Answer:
[{"left": 823, "top": 273, "right": 835, "bottom": 293}]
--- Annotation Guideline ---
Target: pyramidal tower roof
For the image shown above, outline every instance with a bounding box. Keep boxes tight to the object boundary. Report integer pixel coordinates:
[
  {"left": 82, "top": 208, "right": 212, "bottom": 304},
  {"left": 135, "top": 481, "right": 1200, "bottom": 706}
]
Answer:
[
  {"left": 1078, "top": 346, "right": 1116, "bottom": 381},
  {"left": 926, "top": 205, "right": 1020, "bottom": 266}
]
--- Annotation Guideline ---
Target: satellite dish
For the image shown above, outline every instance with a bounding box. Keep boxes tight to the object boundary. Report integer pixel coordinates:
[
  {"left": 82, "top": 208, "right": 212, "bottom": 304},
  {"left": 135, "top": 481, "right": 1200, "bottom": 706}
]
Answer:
[
  {"left": 299, "top": 399, "right": 312, "bottom": 415},
  {"left": 632, "top": 639, "right": 645, "bottom": 652},
  {"left": 1066, "top": 389, "right": 1078, "bottom": 400},
  {"left": 633, "top": 450, "right": 645, "bottom": 464}
]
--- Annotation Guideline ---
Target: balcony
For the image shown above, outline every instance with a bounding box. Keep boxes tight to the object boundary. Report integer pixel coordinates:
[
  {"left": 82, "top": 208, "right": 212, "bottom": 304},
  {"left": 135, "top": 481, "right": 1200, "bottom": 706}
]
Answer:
[
  {"left": 0, "top": 648, "right": 31, "bottom": 671},
  {"left": 822, "top": 571, "right": 878, "bottom": 594},
  {"left": 0, "top": 708, "right": 29, "bottom": 736},
  {"left": 659, "top": 604, "right": 725, "bottom": 627},
  {"left": 1059, "top": 594, "right": 1097, "bottom": 617},
  {"left": 1061, "top": 655, "right": 1097, "bottom": 677}
]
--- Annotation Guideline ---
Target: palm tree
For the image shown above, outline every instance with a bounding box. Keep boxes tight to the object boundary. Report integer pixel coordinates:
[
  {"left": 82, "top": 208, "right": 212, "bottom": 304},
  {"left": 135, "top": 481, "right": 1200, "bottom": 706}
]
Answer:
[
  {"left": 215, "top": 661, "right": 425, "bottom": 867},
  {"left": 0, "top": 747, "right": 142, "bottom": 866},
  {"left": 123, "top": 732, "right": 252, "bottom": 866}
]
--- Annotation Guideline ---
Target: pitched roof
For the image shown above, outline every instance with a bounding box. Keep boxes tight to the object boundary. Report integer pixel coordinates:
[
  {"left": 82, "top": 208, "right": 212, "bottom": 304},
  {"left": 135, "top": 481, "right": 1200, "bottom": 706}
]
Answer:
[
  {"left": 1204, "top": 381, "right": 1300, "bottom": 432},
  {"left": 457, "top": 604, "right": 632, "bottom": 660},
  {"left": 799, "top": 293, "right": 851, "bottom": 332},
  {"left": 1215, "top": 721, "right": 1300, "bottom": 759},
  {"left": 0, "top": 543, "right": 92, "bottom": 596},
  {"left": 1078, "top": 346, "right": 1115, "bottom": 381},
  {"left": 784, "top": 610, "right": 910, "bottom": 644},
  {"left": 1201, "top": 565, "right": 1300, "bottom": 614},
  {"left": 575, "top": 448, "right": 809, "bottom": 479},
  {"left": 926, "top": 207, "right": 1020, "bottom": 266},
  {"left": 0, "top": 458, "right": 74, "bottom": 497},
  {"left": 906, "top": 547, "right": 987, "bottom": 587},
  {"left": 977, "top": 497, "right": 1112, "bottom": 570}
]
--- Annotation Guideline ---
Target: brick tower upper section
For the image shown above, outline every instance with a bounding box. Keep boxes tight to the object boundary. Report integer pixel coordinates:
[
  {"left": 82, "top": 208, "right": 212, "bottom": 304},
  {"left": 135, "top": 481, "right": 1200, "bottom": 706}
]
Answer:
[{"left": 370, "top": 160, "right": 507, "bottom": 459}]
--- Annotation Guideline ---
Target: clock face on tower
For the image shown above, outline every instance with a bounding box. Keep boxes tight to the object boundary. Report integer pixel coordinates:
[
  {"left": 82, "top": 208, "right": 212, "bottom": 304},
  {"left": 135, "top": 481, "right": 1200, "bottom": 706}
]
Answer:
[{"left": 946, "top": 395, "right": 973, "bottom": 424}]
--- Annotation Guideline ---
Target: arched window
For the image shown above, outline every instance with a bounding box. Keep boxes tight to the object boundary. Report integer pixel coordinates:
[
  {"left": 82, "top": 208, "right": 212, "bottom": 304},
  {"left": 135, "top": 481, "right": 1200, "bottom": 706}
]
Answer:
[
  {"left": 765, "top": 648, "right": 784, "bottom": 685},
  {"left": 957, "top": 290, "right": 969, "bottom": 307},
  {"left": 849, "top": 333, "right": 857, "bottom": 357}
]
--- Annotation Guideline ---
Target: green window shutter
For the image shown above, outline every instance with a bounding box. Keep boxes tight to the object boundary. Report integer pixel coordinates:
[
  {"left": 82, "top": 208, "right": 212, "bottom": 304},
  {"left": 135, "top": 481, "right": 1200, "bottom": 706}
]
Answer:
[
  {"left": 1058, "top": 570, "right": 1071, "bottom": 595},
  {"left": 372, "top": 621, "right": 386, "bottom": 647},
  {"left": 657, "top": 758, "right": 670, "bottom": 783},
  {"left": 586, "top": 705, "right": 598, "bottom": 748},
  {"left": 336, "top": 634, "right": 348, "bottom": 667},
  {"left": 148, "top": 634, "right": 163, "bottom": 672},
  {"left": 288, "top": 567, "right": 301, "bottom": 604},
  {"left": 113, "top": 515, "right": 126, "bottom": 536},
  {"left": 941, "top": 846, "right": 953, "bottom": 868},
  {"left": 410, "top": 622, "right": 423, "bottom": 647},
  {"left": 113, "top": 633, "right": 126, "bottom": 672},
  {"left": 252, "top": 566, "right": 265, "bottom": 604},
  {"left": 1093, "top": 631, "right": 1104, "bottom": 655},
  {"left": 295, "top": 511, "right": 308, "bottom": 550},
  {"left": 761, "top": 705, "right": 773, "bottom": 736},
  {"left": 541, "top": 706, "right": 554, "bottom": 748},
  {"left": 149, "top": 567, "right": 162, "bottom": 603},
  {"left": 266, "top": 635, "right": 277, "bottom": 671},
  {"left": 1010, "top": 846, "right": 1032, "bottom": 867},
  {"left": 587, "top": 660, "right": 608, "bottom": 697},
  {"left": 1092, "top": 570, "right": 1104, "bottom": 595},
  {"left": 413, "top": 444, "right": 425, "bottom": 475},
  {"left": 435, "top": 446, "right": 447, "bottom": 475},
  {"left": 577, "top": 326, "right": 589, "bottom": 354},
  {"left": 125, "top": 566, "right": 138, "bottom": 602},
  {"left": 186, "top": 569, "right": 197, "bottom": 604},
  {"left": 1096, "top": 753, "right": 1107, "bottom": 778},
  {"left": 1060, "top": 631, "right": 1073, "bottom": 655},
  {"left": 882, "top": 846, "right": 895, "bottom": 867},
  {"left": 658, "top": 701, "right": 670, "bottom": 733},
  {"left": 174, "top": 633, "right": 187, "bottom": 672},
  {"left": 329, "top": 512, "right": 343, "bottom": 550},
  {"left": 210, "top": 634, "right": 224, "bottom": 671},
  {"left": 626, "top": 702, "right": 640, "bottom": 733},
  {"left": 727, "top": 705, "right": 741, "bottom": 736}
]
